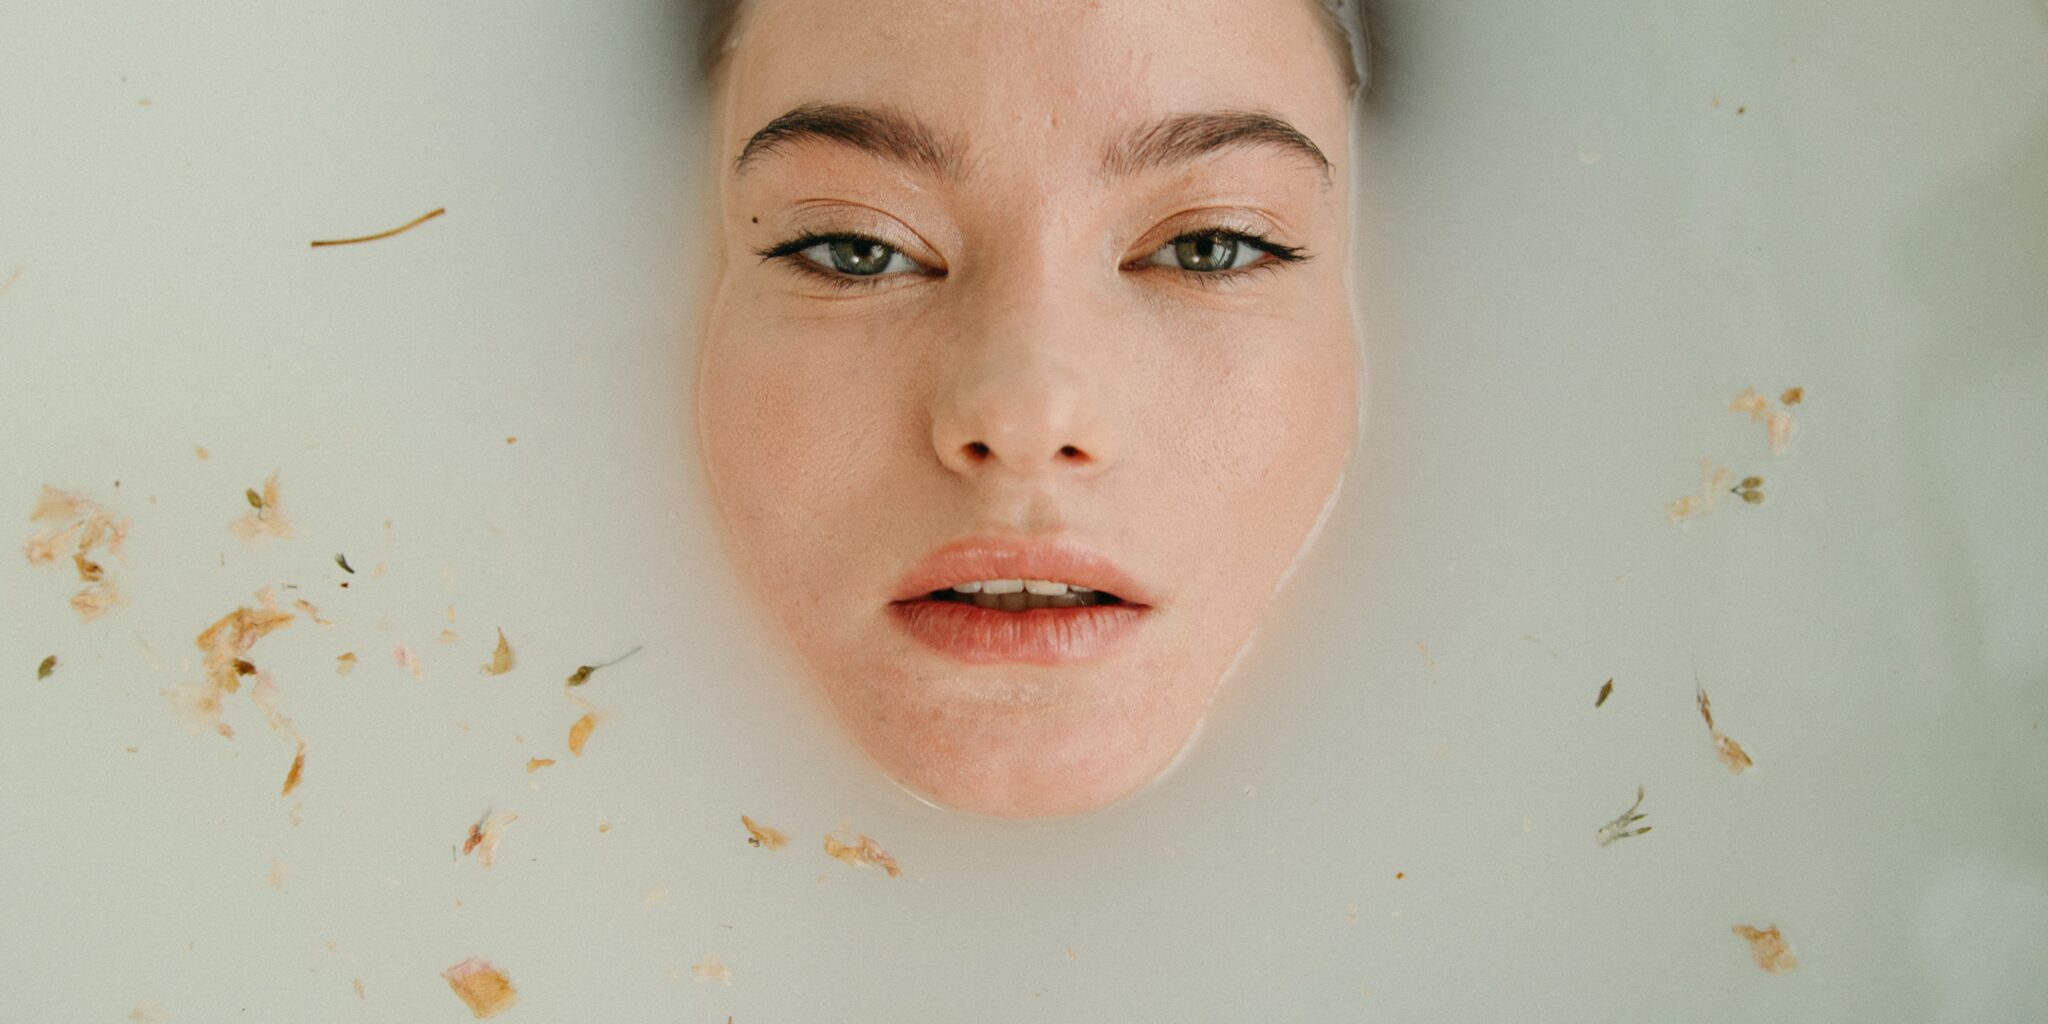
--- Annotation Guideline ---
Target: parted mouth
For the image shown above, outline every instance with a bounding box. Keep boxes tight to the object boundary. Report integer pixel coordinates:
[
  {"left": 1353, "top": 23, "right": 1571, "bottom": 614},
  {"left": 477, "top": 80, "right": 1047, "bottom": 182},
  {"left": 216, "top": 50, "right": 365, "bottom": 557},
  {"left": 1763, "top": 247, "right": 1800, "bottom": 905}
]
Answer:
[
  {"left": 921, "top": 578, "right": 1128, "bottom": 610},
  {"left": 889, "top": 537, "right": 1154, "bottom": 609}
]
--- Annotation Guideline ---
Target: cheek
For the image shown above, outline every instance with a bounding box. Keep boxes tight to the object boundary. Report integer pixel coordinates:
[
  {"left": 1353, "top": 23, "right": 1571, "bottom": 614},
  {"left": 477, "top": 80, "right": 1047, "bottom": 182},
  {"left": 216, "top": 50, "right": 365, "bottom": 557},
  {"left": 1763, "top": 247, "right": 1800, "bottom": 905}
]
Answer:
[
  {"left": 1153, "top": 318, "right": 1356, "bottom": 524},
  {"left": 697, "top": 290, "right": 930, "bottom": 590}
]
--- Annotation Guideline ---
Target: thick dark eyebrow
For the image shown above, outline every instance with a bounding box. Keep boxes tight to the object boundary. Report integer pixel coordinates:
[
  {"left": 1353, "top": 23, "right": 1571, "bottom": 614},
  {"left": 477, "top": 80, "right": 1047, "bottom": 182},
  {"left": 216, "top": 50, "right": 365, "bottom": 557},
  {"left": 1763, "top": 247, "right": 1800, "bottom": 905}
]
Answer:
[
  {"left": 1101, "top": 110, "right": 1332, "bottom": 185},
  {"left": 734, "top": 103, "right": 963, "bottom": 181},
  {"left": 732, "top": 103, "right": 1331, "bottom": 187}
]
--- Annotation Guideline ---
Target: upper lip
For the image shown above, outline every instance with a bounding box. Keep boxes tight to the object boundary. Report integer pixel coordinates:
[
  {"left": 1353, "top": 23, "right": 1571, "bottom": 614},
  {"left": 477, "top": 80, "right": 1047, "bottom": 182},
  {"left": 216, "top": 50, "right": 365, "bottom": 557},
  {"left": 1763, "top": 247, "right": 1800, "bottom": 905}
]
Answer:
[{"left": 890, "top": 536, "right": 1155, "bottom": 606}]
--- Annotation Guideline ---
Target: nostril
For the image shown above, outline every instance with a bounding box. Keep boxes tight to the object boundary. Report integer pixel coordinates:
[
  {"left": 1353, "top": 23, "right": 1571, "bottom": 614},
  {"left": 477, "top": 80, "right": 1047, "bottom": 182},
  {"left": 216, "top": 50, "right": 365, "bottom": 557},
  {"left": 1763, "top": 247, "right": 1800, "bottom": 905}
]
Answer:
[
  {"left": 1058, "top": 445, "right": 1083, "bottom": 459},
  {"left": 965, "top": 441, "right": 991, "bottom": 459}
]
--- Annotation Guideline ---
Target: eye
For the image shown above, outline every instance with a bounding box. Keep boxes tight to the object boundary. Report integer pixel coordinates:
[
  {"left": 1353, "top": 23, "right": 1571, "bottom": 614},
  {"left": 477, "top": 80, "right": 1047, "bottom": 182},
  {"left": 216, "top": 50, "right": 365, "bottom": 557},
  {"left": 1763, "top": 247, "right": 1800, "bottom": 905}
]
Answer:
[
  {"left": 1139, "top": 230, "right": 1303, "bottom": 274},
  {"left": 784, "top": 234, "right": 926, "bottom": 277}
]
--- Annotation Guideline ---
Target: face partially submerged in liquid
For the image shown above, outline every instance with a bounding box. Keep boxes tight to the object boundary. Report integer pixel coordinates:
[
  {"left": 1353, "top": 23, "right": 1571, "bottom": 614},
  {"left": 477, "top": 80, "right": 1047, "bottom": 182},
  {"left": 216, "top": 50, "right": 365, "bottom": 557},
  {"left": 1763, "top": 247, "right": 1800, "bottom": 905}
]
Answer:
[{"left": 697, "top": 0, "right": 1358, "bottom": 818}]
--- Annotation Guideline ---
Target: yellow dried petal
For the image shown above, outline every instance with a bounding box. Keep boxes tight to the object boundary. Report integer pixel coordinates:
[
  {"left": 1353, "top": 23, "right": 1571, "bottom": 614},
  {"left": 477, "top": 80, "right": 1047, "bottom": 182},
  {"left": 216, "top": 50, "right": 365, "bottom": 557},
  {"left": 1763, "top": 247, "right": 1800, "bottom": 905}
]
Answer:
[
  {"left": 1714, "top": 731, "right": 1755, "bottom": 774},
  {"left": 742, "top": 815, "right": 789, "bottom": 850},
  {"left": 567, "top": 712, "right": 598, "bottom": 756},
  {"left": 1728, "top": 387, "right": 1770, "bottom": 420},
  {"left": 30, "top": 484, "right": 88, "bottom": 522},
  {"left": 70, "top": 580, "right": 123, "bottom": 621},
  {"left": 480, "top": 628, "right": 514, "bottom": 676},
  {"left": 690, "top": 956, "right": 732, "bottom": 984},
  {"left": 824, "top": 831, "right": 901, "bottom": 878},
  {"left": 1731, "top": 924, "right": 1798, "bottom": 973},
  {"left": 441, "top": 958, "right": 517, "bottom": 1018}
]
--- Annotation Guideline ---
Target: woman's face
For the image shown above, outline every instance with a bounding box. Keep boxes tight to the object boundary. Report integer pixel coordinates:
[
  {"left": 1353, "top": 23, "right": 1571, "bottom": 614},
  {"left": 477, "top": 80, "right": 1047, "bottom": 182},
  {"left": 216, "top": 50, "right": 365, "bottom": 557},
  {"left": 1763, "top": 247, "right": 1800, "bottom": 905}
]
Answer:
[{"left": 698, "top": 0, "right": 1357, "bottom": 817}]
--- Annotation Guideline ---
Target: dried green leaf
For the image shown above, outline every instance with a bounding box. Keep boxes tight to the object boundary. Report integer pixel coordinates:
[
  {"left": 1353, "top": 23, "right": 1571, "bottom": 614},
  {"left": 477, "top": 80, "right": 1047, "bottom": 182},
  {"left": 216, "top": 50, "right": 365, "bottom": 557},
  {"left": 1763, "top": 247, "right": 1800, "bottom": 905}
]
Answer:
[{"left": 37, "top": 655, "right": 57, "bottom": 680}]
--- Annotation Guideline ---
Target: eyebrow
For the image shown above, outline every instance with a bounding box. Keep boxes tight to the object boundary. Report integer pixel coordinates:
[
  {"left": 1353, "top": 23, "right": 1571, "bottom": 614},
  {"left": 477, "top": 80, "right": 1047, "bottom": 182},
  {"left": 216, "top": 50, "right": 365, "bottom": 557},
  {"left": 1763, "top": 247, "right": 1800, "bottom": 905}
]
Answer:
[{"left": 732, "top": 103, "right": 1331, "bottom": 186}]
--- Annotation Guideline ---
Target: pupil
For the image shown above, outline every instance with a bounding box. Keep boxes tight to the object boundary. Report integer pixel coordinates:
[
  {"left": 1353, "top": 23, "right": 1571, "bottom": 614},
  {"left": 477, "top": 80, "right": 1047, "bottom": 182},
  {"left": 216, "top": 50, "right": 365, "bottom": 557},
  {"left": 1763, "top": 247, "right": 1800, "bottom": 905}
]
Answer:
[
  {"left": 829, "top": 239, "right": 892, "bottom": 275},
  {"left": 1175, "top": 235, "right": 1237, "bottom": 272}
]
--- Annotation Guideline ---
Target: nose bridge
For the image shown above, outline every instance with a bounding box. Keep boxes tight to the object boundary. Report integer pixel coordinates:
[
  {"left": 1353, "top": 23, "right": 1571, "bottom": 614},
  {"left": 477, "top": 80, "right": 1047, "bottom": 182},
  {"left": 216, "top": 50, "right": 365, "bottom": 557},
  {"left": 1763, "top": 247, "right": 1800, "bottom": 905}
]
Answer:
[{"left": 933, "top": 235, "right": 1118, "bottom": 480}]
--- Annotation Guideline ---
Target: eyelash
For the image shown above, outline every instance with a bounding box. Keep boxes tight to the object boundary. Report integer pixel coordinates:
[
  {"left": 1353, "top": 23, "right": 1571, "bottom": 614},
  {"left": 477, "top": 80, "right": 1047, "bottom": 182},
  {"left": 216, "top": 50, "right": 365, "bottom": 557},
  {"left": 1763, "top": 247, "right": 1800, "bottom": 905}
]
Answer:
[{"left": 751, "top": 229, "right": 1311, "bottom": 293}]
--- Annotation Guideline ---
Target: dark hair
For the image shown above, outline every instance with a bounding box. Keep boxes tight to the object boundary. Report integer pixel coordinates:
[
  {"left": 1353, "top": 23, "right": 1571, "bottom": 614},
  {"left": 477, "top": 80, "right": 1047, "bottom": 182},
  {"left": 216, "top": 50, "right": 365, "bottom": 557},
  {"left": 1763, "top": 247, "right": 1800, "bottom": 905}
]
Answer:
[{"left": 695, "top": 0, "right": 1373, "bottom": 100}]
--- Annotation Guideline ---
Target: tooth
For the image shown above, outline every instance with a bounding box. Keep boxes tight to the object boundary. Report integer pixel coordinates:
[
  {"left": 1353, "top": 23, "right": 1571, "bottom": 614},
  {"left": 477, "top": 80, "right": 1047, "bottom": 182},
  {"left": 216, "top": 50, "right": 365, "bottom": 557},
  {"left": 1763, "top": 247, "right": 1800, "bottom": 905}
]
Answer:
[
  {"left": 982, "top": 579, "right": 1024, "bottom": 594},
  {"left": 1049, "top": 593, "right": 1080, "bottom": 608},
  {"left": 1023, "top": 579, "right": 1068, "bottom": 596},
  {"left": 1070, "top": 585, "right": 1092, "bottom": 593},
  {"left": 972, "top": 592, "right": 1001, "bottom": 609},
  {"left": 999, "top": 591, "right": 1027, "bottom": 611},
  {"left": 951, "top": 581, "right": 984, "bottom": 594}
]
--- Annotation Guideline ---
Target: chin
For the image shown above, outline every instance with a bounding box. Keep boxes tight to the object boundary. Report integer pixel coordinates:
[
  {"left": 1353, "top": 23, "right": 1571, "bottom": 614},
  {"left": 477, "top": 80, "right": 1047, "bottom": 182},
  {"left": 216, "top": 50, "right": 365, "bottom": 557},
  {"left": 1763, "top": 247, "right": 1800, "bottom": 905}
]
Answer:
[{"left": 816, "top": 656, "right": 1208, "bottom": 819}]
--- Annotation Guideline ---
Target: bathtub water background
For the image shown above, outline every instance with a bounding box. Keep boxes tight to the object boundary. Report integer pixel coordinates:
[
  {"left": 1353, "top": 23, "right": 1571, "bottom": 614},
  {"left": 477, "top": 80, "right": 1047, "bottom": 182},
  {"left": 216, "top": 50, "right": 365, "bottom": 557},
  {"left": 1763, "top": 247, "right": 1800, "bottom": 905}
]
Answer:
[{"left": 2, "top": 0, "right": 2044, "bottom": 1019}]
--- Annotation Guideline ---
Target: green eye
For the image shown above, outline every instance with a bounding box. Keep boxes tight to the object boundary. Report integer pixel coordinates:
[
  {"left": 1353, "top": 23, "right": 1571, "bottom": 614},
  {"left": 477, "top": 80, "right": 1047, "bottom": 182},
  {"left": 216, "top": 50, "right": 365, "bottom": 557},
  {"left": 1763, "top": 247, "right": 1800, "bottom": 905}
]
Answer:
[
  {"left": 792, "top": 236, "right": 918, "bottom": 277},
  {"left": 1142, "top": 230, "right": 1292, "bottom": 274},
  {"left": 824, "top": 239, "right": 896, "bottom": 275}
]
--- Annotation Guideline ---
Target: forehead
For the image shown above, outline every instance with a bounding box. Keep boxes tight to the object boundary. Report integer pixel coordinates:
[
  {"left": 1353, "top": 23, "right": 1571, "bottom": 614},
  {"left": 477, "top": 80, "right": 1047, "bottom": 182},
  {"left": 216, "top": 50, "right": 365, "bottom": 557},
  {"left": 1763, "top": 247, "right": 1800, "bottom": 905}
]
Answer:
[{"left": 716, "top": 0, "right": 1350, "bottom": 186}]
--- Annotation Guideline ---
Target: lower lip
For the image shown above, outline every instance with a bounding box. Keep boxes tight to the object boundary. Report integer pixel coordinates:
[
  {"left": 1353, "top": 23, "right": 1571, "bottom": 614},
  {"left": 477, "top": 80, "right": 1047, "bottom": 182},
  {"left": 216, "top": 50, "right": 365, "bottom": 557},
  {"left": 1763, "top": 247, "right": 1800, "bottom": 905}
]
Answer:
[{"left": 886, "top": 599, "right": 1149, "bottom": 665}]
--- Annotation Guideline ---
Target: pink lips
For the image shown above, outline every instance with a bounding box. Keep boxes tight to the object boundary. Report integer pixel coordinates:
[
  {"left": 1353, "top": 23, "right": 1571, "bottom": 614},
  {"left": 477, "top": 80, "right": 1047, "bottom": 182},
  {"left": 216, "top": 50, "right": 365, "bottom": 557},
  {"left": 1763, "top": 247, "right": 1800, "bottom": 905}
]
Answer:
[{"left": 887, "top": 537, "right": 1153, "bottom": 665}]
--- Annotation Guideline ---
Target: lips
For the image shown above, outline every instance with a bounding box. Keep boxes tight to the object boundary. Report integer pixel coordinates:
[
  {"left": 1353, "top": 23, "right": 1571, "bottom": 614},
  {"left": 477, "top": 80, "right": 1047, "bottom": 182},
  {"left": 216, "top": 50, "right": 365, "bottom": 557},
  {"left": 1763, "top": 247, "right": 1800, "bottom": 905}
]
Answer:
[{"left": 887, "top": 537, "right": 1154, "bottom": 665}]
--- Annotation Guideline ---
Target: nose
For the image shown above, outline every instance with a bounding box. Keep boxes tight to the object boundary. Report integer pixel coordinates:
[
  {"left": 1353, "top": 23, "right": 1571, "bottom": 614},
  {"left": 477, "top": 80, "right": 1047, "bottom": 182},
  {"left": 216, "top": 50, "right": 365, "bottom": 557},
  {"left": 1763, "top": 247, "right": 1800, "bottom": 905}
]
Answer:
[{"left": 931, "top": 286, "right": 1119, "bottom": 481}]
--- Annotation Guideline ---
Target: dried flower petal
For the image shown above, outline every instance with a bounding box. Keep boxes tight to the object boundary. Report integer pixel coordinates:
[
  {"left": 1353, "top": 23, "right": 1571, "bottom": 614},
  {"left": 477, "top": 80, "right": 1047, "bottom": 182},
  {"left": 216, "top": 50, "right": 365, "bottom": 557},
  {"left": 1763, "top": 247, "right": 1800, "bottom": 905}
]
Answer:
[
  {"left": 165, "top": 595, "right": 295, "bottom": 736},
  {"left": 228, "top": 471, "right": 295, "bottom": 542},
  {"left": 1714, "top": 732, "right": 1755, "bottom": 773},
  {"left": 437, "top": 629, "right": 459, "bottom": 645},
  {"left": 30, "top": 484, "right": 89, "bottom": 523},
  {"left": 1779, "top": 386, "right": 1803, "bottom": 405},
  {"left": 824, "top": 830, "right": 901, "bottom": 878},
  {"left": 1728, "top": 388, "right": 1770, "bottom": 419},
  {"left": 293, "top": 599, "right": 334, "bottom": 626},
  {"left": 480, "top": 628, "right": 514, "bottom": 676},
  {"left": 441, "top": 958, "right": 517, "bottom": 1018},
  {"left": 393, "top": 642, "right": 422, "bottom": 679},
  {"left": 282, "top": 743, "right": 307, "bottom": 796},
  {"left": 70, "top": 580, "right": 123, "bottom": 621},
  {"left": 1731, "top": 924, "right": 1799, "bottom": 973},
  {"left": 266, "top": 857, "right": 288, "bottom": 889},
  {"left": 1697, "top": 684, "right": 1755, "bottom": 774},
  {"left": 525, "top": 757, "right": 555, "bottom": 773},
  {"left": 742, "top": 815, "right": 788, "bottom": 850},
  {"left": 23, "top": 522, "right": 82, "bottom": 566},
  {"left": 690, "top": 956, "right": 732, "bottom": 984},
  {"left": 567, "top": 712, "right": 598, "bottom": 756},
  {"left": 1666, "top": 458, "right": 1733, "bottom": 525},
  {"left": 1764, "top": 408, "right": 1796, "bottom": 453},
  {"left": 335, "top": 652, "right": 358, "bottom": 676},
  {"left": 461, "top": 810, "right": 518, "bottom": 867},
  {"left": 37, "top": 655, "right": 56, "bottom": 680},
  {"left": 73, "top": 552, "right": 103, "bottom": 582}
]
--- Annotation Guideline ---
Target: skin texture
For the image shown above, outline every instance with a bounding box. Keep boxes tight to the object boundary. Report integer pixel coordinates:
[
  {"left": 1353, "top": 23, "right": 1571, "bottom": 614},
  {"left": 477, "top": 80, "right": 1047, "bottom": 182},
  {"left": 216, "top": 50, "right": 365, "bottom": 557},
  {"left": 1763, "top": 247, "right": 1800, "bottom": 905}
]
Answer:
[{"left": 698, "top": 0, "right": 1358, "bottom": 818}]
